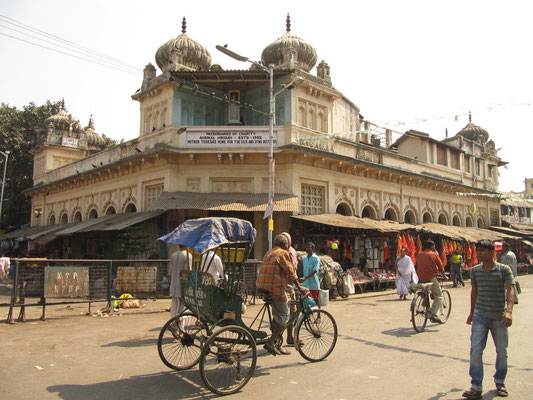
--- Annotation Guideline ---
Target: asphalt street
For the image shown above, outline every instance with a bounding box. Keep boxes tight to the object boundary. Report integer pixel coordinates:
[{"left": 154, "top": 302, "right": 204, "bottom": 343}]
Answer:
[{"left": 1, "top": 275, "right": 531, "bottom": 400}]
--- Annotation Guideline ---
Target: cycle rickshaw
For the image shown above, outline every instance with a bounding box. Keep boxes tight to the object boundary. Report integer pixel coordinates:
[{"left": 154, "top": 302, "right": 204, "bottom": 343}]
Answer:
[{"left": 157, "top": 217, "right": 338, "bottom": 395}]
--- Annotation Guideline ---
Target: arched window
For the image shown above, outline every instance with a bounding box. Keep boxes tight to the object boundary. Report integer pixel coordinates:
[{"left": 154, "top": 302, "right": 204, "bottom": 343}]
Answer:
[
  {"left": 336, "top": 203, "right": 352, "bottom": 216},
  {"left": 477, "top": 218, "right": 485, "bottom": 228},
  {"left": 423, "top": 212, "right": 432, "bottom": 223},
  {"left": 452, "top": 215, "right": 461, "bottom": 226},
  {"left": 438, "top": 214, "right": 448, "bottom": 225},
  {"left": 465, "top": 216, "right": 473, "bottom": 227},
  {"left": 125, "top": 203, "right": 137, "bottom": 213},
  {"left": 384, "top": 208, "right": 398, "bottom": 221},
  {"left": 88, "top": 209, "right": 98, "bottom": 220},
  {"left": 362, "top": 206, "right": 377, "bottom": 219},
  {"left": 60, "top": 213, "right": 68, "bottom": 225},
  {"left": 49, "top": 215, "right": 56, "bottom": 225},
  {"left": 74, "top": 211, "right": 82, "bottom": 223},
  {"left": 298, "top": 105, "right": 306, "bottom": 127},
  {"left": 105, "top": 206, "right": 116, "bottom": 215},
  {"left": 404, "top": 210, "right": 416, "bottom": 224}
]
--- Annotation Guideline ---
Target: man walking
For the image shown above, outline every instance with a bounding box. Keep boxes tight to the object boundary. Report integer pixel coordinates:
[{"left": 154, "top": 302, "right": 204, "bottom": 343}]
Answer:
[
  {"left": 415, "top": 240, "right": 447, "bottom": 322},
  {"left": 451, "top": 249, "right": 466, "bottom": 288},
  {"left": 256, "top": 234, "right": 308, "bottom": 356},
  {"left": 462, "top": 240, "right": 515, "bottom": 399},
  {"left": 498, "top": 242, "right": 519, "bottom": 302},
  {"left": 300, "top": 241, "right": 321, "bottom": 308},
  {"left": 168, "top": 245, "right": 192, "bottom": 330}
]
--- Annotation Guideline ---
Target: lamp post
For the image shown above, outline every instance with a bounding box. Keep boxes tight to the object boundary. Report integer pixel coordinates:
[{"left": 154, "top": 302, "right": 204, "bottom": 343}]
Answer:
[
  {"left": 216, "top": 46, "right": 303, "bottom": 250},
  {"left": 0, "top": 150, "right": 10, "bottom": 226}
]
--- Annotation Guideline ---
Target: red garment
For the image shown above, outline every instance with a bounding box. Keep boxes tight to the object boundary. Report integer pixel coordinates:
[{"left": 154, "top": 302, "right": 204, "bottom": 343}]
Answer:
[
  {"left": 440, "top": 243, "right": 447, "bottom": 266},
  {"left": 415, "top": 236, "right": 422, "bottom": 257},
  {"left": 383, "top": 243, "right": 390, "bottom": 264}
]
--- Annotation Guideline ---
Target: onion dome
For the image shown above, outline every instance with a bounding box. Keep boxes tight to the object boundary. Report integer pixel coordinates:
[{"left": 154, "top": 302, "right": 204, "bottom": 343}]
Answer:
[
  {"left": 83, "top": 115, "right": 106, "bottom": 149},
  {"left": 261, "top": 14, "right": 317, "bottom": 72},
  {"left": 43, "top": 100, "right": 81, "bottom": 134},
  {"left": 155, "top": 17, "right": 211, "bottom": 73},
  {"left": 456, "top": 112, "right": 489, "bottom": 143}
]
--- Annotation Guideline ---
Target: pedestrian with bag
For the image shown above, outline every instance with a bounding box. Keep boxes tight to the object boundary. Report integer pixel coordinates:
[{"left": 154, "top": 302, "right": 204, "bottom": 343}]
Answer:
[{"left": 452, "top": 249, "right": 466, "bottom": 288}]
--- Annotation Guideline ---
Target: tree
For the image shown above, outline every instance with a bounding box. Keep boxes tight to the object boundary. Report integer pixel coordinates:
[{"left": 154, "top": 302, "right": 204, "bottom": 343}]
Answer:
[{"left": 0, "top": 100, "right": 62, "bottom": 228}]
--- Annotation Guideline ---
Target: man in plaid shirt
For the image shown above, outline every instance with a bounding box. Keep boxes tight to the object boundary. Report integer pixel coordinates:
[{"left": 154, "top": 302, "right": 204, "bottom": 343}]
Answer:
[{"left": 257, "top": 234, "right": 308, "bottom": 355}]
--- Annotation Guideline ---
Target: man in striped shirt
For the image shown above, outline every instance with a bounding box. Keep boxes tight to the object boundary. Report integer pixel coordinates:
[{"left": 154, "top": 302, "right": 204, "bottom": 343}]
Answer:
[
  {"left": 256, "top": 234, "right": 308, "bottom": 356},
  {"left": 462, "top": 240, "right": 515, "bottom": 400}
]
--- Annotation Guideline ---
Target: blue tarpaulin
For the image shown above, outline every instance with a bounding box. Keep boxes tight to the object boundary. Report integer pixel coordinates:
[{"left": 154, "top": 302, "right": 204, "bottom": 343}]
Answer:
[{"left": 158, "top": 217, "right": 256, "bottom": 254}]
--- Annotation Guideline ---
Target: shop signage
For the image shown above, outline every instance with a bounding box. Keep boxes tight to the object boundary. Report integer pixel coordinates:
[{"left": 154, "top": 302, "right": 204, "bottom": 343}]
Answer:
[{"left": 61, "top": 137, "right": 79, "bottom": 148}]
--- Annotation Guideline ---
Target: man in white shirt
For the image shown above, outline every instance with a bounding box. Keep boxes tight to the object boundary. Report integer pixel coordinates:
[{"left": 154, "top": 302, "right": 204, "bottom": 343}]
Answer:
[
  {"left": 168, "top": 245, "right": 192, "bottom": 321},
  {"left": 201, "top": 250, "right": 224, "bottom": 283}
]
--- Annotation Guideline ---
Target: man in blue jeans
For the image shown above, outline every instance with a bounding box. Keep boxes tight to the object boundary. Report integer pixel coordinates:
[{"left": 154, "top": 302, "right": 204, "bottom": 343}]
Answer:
[{"left": 462, "top": 240, "right": 515, "bottom": 399}]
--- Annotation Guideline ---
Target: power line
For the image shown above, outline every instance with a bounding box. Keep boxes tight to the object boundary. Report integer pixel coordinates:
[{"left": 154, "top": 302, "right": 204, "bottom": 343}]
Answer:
[
  {"left": 0, "top": 14, "right": 142, "bottom": 75},
  {"left": 0, "top": 32, "right": 141, "bottom": 76}
]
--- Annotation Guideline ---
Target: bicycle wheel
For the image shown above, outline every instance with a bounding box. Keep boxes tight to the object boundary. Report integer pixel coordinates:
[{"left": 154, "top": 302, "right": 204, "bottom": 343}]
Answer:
[
  {"left": 411, "top": 293, "right": 428, "bottom": 333},
  {"left": 295, "top": 309, "right": 337, "bottom": 362},
  {"left": 236, "top": 281, "right": 248, "bottom": 305},
  {"left": 158, "top": 311, "right": 208, "bottom": 371},
  {"left": 438, "top": 290, "right": 452, "bottom": 323},
  {"left": 199, "top": 325, "right": 257, "bottom": 396}
]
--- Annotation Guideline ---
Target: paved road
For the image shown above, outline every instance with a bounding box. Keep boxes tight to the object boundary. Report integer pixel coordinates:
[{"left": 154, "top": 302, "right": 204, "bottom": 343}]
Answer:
[{"left": 1, "top": 275, "right": 532, "bottom": 400}]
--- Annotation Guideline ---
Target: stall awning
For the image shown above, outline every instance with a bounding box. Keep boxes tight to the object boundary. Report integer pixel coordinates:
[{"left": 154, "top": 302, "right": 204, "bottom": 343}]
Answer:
[
  {"left": 148, "top": 191, "right": 299, "bottom": 212},
  {"left": 0, "top": 211, "right": 166, "bottom": 245},
  {"left": 501, "top": 199, "right": 533, "bottom": 208},
  {"left": 56, "top": 211, "right": 166, "bottom": 236},
  {"left": 291, "top": 214, "right": 415, "bottom": 233},
  {"left": 413, "top": 223, "right": 516, "bottom": 242},
  {"left": 488, "top": 225, "right": 533, "bottom": 239}
]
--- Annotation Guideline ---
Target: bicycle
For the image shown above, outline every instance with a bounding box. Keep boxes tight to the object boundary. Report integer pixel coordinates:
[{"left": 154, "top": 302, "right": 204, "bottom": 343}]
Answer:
[{"left": 410, "top": 278, "right": 452, "bottom": 333}]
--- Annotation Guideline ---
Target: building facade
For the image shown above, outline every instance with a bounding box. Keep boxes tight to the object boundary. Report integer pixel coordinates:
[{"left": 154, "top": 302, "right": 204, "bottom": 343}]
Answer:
[{"left": 26, "top": 16, "right": 506, "bottom": 258}]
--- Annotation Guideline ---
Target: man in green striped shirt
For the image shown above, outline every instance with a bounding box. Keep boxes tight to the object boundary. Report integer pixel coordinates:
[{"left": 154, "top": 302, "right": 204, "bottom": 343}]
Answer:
[{"left": 462, "top": 240, "right": 515, "bottom": 400}]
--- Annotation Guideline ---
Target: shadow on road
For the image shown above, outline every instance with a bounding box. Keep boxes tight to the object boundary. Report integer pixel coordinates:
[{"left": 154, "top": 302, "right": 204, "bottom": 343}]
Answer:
[{"left": 101, "top": 337, "right": 158, "bottom": 347}]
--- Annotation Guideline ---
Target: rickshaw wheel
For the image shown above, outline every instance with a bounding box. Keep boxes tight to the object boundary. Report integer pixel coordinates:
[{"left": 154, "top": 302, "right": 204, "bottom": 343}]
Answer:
[
  {"left": 158, "top": 311, "right": 209, "bottom": 371},
  {"left": 199, "top": 325, "right": 257, "bottom": 395}
]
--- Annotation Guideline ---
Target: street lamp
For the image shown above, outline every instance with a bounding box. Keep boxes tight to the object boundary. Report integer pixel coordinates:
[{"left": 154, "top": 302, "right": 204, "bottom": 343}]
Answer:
[
  {"left": 0, "top": 150, "right": 10, "bottom": 226},
  {"left": 216, "top": 45, "right": 303, "bottom": 250}
]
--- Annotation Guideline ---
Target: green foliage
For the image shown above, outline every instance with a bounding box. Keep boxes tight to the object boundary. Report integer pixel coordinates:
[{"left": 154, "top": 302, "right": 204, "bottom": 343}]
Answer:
[{"left": 0, "top": 100, "right": 62, "bottom": 228}]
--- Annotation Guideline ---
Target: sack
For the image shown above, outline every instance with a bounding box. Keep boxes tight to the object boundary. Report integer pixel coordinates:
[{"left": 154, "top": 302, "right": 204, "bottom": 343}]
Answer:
[
  {"left": 343, "top": 274, "right": 355, "bottom": 295},
  {"left": 323, "top": 270, "right": 337, "bottom": 288}
]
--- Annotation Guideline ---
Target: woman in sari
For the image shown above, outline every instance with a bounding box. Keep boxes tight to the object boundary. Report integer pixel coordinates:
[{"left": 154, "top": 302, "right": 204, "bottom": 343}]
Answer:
[{"left": 395, "top": 248, "right": 417, "bottom": 299}]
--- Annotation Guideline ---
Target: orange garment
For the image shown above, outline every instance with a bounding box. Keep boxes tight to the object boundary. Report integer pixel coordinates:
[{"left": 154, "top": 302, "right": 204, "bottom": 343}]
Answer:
[
  {"left": 383, "top": 242, "right": 389, "bottom": 264},
  {"left": 416, "top": 236, "right": 422, "bottom": 257},
  {"left": 440, "top": 243, "right": 447, "bottom": 265},
  {"left": 416, "top": 250, "right": 445, "bottom": 282}
]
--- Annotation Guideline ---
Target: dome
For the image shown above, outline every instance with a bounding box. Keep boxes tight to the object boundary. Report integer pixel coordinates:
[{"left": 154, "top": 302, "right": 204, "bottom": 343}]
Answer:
[
  {"left": 456, "top": 113, "right": 489, "bottom": 143},
  {"left": 43, "top": 104, "right": 81, "bottom": 134},
  {"left": 82, "top": 116, "right": 105, "bottom": 149},
  {"left": 261, "top": 14, "right": 317, "bottom": 72},
  {"left": 155, "top": 17, "right": 211, "bottom": 73}
]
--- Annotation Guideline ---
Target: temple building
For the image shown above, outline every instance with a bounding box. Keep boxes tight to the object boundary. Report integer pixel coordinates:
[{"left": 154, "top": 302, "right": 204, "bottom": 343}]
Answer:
[{"left": 21, "top": 15, "right": 506, "bottom": 259}]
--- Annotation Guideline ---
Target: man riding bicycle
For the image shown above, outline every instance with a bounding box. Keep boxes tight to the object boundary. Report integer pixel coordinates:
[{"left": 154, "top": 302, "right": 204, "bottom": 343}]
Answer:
[{"left": 416, "top": 240, "right": 447, "bottom": 323}]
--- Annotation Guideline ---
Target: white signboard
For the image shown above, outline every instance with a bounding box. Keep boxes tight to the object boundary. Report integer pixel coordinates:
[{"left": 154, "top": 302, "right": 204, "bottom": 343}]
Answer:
[
  {"left": 184, "top": 131, "right": 278, "bottom": 148},
  {"left": 62, "top": 137, "right": 79, "bottom": 148}
]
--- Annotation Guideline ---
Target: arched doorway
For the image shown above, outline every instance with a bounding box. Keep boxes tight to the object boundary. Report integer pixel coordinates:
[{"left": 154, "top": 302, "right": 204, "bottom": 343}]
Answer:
[
  {"left": 384, "top": 208, "right": 398, "bottom": 221},
  {"left": 60, "top": 213, "right": 68, "bottom": 225},
  {"left": 404, "top": 210, "right": 416, "bottom": 224},
  {"left": 452, "top": 215, "right": 461, "bottom": 226},
  {"left": 105, "top": 206, "right": 116, "bottom": 215},
  {"left": 423, "top": 212, "right": 432, "bottom": 223},
  {"left": 465, "top": 216, "right": 473, "bottom": 227},
  {"left": 336, "top": 202, "right": 352, "bottom": 216},
  {"left": 477, "top": 218, "right": 484, "bottom": 228},
  {"left": 362, "top": 205, "right": 377, "bottom": 219},
  {"left": 88, "top": 209, "right": 98, "bottom": 219},
  {"left": 438, "top": 214, "right": 448, "bottom": 225},
  {"left": 125, "top": 203, "right": 137, "bottom": 213}
]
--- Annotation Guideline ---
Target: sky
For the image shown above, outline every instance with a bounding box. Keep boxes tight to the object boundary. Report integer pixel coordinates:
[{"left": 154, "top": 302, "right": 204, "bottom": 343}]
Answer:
[{"left": 1, "top": 0, "right": 531, "bottom": 192}]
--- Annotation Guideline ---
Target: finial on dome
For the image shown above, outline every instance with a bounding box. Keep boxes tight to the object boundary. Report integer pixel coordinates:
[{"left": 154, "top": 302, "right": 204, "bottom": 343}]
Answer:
[
  {"left": 88, "top": 114, "right": 94, "bottom": 129},
  {"left": 61, "top": 98, "right": 65, "bottom": 110},
  {"left": 445, "top": 127, "right": 448, "bottom": 138},
  {"left": 286, "top": 13, "right": 291, "bottom": 32},
  {"left": 468, "top": 111, "right": 472, "bottom": 122},
  {"left": 182, "top": 17, "right": 187, "bottom": 34}
]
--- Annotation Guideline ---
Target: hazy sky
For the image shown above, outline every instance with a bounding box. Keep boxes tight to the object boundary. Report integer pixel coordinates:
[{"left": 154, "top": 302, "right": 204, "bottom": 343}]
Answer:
[{"left": 1, "top": 0, "right": 531, "bottom": 192}]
